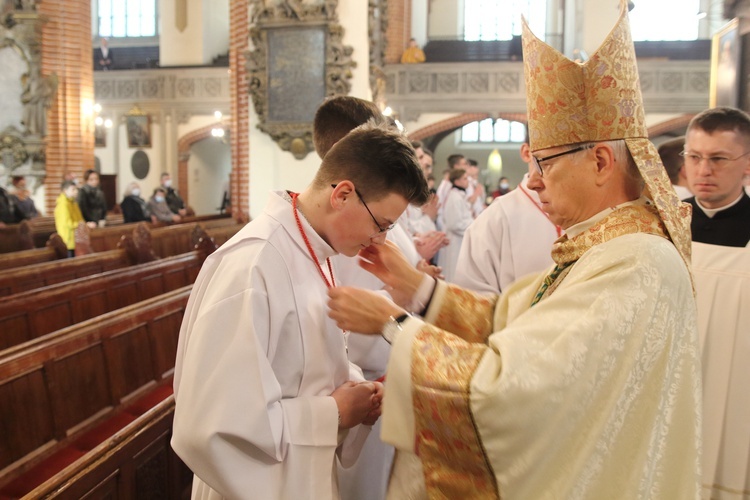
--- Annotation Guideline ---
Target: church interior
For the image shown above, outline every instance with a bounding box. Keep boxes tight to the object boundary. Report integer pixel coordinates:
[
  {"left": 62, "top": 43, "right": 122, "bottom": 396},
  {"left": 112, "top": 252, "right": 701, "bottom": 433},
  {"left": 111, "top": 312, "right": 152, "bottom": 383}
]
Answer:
[{"left": 0, "top": 0, "right": 748, "bottom": 498}]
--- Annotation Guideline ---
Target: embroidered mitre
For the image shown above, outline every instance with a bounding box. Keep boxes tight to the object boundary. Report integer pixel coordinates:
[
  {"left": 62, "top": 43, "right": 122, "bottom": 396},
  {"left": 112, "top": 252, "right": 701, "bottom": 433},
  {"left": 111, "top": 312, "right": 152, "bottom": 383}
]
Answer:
[{"left": 521, "top": 0, "right": 693, "bottom": 267}]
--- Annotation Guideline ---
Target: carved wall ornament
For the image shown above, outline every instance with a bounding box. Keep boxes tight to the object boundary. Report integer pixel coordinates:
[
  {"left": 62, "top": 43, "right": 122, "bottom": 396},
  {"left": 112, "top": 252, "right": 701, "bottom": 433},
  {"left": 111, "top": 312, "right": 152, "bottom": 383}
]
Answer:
[
  {"left": 368, "top": 0, "right": 388, "bottom": 110},
  {"left": 0, "top": 2, "right": 55, "bottom": 184},
  {"left": 245, "top": 0, "right": 355, "bottom": 159}
]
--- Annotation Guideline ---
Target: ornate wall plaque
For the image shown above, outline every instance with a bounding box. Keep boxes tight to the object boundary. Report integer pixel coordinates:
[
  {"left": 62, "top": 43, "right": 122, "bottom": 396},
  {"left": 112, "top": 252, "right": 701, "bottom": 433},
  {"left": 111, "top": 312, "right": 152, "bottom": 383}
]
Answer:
[{"left": 246, "top": 0, "right": 355, "bottom": 160}]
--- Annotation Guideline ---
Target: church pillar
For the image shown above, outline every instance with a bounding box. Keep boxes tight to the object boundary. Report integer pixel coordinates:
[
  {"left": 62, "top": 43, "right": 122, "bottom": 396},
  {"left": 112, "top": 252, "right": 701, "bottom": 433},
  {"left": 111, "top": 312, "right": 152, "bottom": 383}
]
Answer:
[
  {"left": 38, "top": 0, "right": 94, "bottom": 215},
  {"left": 229, "top": 0, "right": 249, "bottom": 220}
]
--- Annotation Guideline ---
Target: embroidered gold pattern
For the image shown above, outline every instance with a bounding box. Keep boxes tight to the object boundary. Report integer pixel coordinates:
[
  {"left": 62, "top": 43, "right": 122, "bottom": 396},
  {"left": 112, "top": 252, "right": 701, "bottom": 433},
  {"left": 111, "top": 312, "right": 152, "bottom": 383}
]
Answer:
[
  {"left": 532, "top": 204, "right": 667, "bottom": 304},
  {"left": 411, "top": 327, "right": 498, "bottom": 498},
  {"left": 433, "top": 284, "right": 496, "bottom": 344},
  {"left": 521, "top": 0, "right": 692, "bottom": 271}
]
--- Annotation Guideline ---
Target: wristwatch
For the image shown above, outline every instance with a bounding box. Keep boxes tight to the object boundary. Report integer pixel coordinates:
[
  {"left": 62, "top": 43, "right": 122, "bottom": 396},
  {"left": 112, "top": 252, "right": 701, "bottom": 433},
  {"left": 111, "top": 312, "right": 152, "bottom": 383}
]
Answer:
[{"left": 382, "top": 313, "right": 410, "bottom": 344}]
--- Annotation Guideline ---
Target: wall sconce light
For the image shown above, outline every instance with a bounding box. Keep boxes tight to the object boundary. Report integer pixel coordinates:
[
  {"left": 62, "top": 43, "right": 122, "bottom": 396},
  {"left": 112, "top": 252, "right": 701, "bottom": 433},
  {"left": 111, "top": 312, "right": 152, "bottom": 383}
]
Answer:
[{"left": 488, "top": 148, "right": 503, "bottom": 175}]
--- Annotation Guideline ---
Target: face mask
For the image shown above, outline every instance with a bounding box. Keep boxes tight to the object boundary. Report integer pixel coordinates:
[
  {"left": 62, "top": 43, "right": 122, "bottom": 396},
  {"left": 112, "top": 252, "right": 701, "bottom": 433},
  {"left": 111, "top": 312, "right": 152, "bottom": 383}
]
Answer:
[
  {"left": 132, "top": 188, "right": 141, "bottom": 197},
  {"left": 155, "top": 195, "right": 165, "bottom": 203},
  {"left": 163, "top": 179, "right": 172, "bottom": 188},
  {"left": 500, "top": 182, "right": 509, "bottom": 189}
]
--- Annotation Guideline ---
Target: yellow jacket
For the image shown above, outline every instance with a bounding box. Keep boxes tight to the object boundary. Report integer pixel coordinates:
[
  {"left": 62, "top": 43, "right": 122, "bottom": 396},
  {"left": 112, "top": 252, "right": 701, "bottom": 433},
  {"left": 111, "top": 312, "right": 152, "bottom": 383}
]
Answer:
[{"left": 54, "top": 192, "right": 84, "bottom": 250}]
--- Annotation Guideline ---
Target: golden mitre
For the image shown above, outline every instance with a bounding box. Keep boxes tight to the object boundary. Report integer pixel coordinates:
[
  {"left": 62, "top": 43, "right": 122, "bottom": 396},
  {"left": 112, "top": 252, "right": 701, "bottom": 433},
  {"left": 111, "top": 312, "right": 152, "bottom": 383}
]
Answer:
[{"left": 521, "top": 0, "right": 693, "bottom": 267}]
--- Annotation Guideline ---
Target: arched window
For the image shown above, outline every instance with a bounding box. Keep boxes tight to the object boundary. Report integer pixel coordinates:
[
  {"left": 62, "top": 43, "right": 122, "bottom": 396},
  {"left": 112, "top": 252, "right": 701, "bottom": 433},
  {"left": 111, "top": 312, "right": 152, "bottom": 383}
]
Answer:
[
  {"left": 98, "top": 0, "right": 157, "bottom": 38},
  {"left": 629, "top": 0, "right": 701, "bottom": 41},
  {"left": 461, "top": 119, "right": 526, "bottom": 143},
  {"left": 464, "top": 0, "right": 546, "bottom": 41}
]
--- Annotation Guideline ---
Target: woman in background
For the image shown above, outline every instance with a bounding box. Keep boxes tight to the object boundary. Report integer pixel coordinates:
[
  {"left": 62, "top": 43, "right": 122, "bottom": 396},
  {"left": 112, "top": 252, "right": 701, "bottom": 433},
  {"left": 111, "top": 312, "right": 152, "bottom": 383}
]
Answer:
[{"left": 120, "top": 181, "right": 150, "bottom": 223}]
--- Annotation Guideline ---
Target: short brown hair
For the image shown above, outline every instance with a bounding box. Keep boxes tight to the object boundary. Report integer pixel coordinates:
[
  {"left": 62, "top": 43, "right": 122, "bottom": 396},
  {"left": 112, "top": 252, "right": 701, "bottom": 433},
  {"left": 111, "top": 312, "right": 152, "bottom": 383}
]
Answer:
[
  {"left": 657, "top": 136, "right": 685, "bottom": 184},
  {"left": 449, "top": 168, "right": 467, "bottom": 184},
  {"left": 313, "top": 119, "right": 430, "bottom": 206},
  {"left": 688, "top": 107, "right": 750, "bottom": 147},
  {"left": 313, "top": 96, "right": 383, "bottom": 158}
]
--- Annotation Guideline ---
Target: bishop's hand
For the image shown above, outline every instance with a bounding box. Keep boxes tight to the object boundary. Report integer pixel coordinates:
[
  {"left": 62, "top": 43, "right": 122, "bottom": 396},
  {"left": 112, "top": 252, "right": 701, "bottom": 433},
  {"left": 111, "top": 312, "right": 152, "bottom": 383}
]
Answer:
[
  {"left": 358, "top": 241, "right": 426, "bottom": 304},
  {"left": 328, "top": 286, "right": 405, "bottom": 335}
]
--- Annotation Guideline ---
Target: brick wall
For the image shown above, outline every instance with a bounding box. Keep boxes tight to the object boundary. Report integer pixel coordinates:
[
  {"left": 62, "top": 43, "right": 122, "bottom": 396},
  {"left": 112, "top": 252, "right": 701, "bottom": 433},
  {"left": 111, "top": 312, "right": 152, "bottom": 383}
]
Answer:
[
  {"left": 38, "top": 0, "right": 94, "bottom": 215},
  {"left": 229, "top": 0, "right": 250, "bottom": 221},
  {"left": 385, "top": 0, "right": 410, "bottom": 64}
]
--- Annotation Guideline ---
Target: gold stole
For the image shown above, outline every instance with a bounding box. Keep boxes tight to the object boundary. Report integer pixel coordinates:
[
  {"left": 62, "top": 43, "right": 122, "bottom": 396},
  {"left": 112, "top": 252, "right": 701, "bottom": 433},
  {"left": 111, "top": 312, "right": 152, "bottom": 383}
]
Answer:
[{"left": 410, "top": 204, "right": 669, "bottom": 498}]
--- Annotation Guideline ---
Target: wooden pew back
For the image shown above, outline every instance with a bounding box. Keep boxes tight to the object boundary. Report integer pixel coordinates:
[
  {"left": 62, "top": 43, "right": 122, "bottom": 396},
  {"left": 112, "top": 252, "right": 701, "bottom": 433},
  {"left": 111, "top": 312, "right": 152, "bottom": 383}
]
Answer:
[
  {"left": 0, "top": 286, "right": 191, "bottom": 494},
  {"left": 0, "top": 249, "right": 132, "bottom": 298},
  {"left": 0, "top": 250, "right": 204, "bottom": 350},
  {"left": 0, "top": 234, "right": 68, "bottom": 271}
]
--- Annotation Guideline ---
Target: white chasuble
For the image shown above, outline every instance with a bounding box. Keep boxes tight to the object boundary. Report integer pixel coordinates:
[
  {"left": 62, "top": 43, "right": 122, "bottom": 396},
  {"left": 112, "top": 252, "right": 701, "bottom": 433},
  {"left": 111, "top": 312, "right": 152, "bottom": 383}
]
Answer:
[
  {"left": 692, "top": 242, "right": 750, "bottom": 499},
  {"left": 383, "top": 206, "right": 701, "bottom": 499},
  {"left": 172, "top": 191, "right": 368, "bottom": 499}
]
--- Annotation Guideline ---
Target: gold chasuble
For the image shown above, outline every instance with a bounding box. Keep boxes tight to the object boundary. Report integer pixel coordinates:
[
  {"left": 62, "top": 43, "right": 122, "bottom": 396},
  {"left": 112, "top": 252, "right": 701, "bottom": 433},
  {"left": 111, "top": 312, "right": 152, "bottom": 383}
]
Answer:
[{"left": 381, "top": 2, "right": 700, "bottom": 497}]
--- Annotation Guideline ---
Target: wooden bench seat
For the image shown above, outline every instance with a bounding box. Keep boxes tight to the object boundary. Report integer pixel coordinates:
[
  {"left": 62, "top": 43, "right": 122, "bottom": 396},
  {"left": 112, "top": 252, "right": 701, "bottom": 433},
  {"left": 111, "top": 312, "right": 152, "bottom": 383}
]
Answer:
[
  {"left": 0, "top": 235, "right": 68, "bottom": 271},
  {"left": 20, "top": 393, "right": 192, "bottom": 499},
  {"left": 0, "top": 249, "right": 135, "bottom": 298},
  {"left": 0, "top": 249, "right": 208, "bottom": 350},
  {"left": 0, "top": 286, "right": 191, "bottom": 497}
]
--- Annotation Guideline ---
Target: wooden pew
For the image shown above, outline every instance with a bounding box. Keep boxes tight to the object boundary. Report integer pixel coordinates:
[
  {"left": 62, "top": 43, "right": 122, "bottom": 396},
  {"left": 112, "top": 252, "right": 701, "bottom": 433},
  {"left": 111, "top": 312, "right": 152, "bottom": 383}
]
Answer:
[
  {"left": 0, "top": 286, "right": 191, "bottom": 498},
  {"left": 0, "top": 245, "right": 211, "bottom": 350},
  {"left": 77, "top": 215, "right": 234, "bottom": 255},
  {"left": 25, "top": 395, "right": 192, "bottom": 499},
  {"left": 0, "top": 220, "right": 35, "bottom": 254},
  {"left": 27, "top": 217, "right": 58, "bottom": 249},
  {"left": 0, "top": 225, "right": 155, "bottom": 298},
  {"left": 0, "top": 234, "right": 68, "bottom": 271}
]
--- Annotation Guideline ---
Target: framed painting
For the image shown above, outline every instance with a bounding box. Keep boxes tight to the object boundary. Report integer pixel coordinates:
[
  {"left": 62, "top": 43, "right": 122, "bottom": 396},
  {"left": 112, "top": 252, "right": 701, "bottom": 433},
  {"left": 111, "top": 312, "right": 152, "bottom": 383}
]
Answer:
[
  {"left": 126, "top": 114, "right": 151, "bottom": 148},
  {"left": 710, "top": 18, "right": 740, "bottom": 108}
]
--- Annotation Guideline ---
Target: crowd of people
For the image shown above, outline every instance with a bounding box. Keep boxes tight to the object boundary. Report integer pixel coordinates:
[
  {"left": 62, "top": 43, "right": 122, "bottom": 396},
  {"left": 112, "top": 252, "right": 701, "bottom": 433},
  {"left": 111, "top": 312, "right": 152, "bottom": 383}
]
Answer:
[{"left": 171, "top": 1, "right": 748, "bottom": 499}]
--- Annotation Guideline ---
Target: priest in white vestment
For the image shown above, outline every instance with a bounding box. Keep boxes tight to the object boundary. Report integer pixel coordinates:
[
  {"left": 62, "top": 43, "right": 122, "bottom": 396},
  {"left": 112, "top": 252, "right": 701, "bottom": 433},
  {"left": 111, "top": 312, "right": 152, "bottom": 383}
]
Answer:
[
  {"left": 456, "top": 168, "right": 560, "bottom": 295},
  {"left": 327, "top": 3, "right": 701, "bottom": 498},
  {"left": 172, "top": 121, "right": 431, "bottom": 499},
  {"left": 437, "top": 169, "right": 474, "bottom": 283}
]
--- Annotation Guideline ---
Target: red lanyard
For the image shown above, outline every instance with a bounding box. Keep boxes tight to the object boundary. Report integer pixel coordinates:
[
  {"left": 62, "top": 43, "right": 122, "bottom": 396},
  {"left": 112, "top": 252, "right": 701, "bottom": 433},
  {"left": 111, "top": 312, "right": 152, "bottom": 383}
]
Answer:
[
  {"left": 291, "top": 192, "right": 336, "bottom": 288},
  {"left": 290, "top": 192, "right": 348, "bottom": 355}
]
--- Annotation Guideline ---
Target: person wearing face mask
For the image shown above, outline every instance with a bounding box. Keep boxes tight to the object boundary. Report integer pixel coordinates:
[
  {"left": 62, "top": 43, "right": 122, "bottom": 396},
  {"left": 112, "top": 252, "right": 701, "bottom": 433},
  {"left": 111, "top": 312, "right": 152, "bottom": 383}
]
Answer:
[
  {"left": 54, "top": 180, "right": 85, "bottom": 257},
  {"left": 148, "top": 187, "right": 181, "bottom": 224},
  {"left": 160, "top": 172, "right": 188, "bottom": 217},
  {"left": 120, "top": 181, "right": 150, "bottom": 223},
  {"left": 492, "top": 176, "right": 512, "bottom": 198}
]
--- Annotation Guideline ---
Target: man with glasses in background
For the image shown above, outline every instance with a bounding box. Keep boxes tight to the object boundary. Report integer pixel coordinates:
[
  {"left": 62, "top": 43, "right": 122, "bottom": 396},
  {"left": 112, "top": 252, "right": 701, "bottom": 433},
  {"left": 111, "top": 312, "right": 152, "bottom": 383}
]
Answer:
[
  {"left": 683, "top": 107, "right": 750, "bottom": 499},
  {"left": 683, "top": 106, "right": 750, "bottom": 247}
]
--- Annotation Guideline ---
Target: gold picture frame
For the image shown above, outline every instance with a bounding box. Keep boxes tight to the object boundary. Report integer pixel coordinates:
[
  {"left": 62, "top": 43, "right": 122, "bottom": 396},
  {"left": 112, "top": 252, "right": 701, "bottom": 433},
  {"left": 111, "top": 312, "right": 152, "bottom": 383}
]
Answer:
[
  {"left": 126, "top": 112, "right": 151, "bottom": 148},
  {"left": 710, "top": 18, "right": 740, "bottom": 108}
]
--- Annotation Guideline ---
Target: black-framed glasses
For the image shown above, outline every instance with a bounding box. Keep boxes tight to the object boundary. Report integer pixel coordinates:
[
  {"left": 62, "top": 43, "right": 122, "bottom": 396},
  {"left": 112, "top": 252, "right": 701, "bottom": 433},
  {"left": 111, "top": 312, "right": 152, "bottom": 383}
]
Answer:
[
  {"left": 679, "top": 150, "right": 750, "bottom": 170},
  {"left": 532, "top": 143, "right": 596, "bottom": 177},
  {"left": 331, "top": 184, "right": 396, "bottom": 236}
]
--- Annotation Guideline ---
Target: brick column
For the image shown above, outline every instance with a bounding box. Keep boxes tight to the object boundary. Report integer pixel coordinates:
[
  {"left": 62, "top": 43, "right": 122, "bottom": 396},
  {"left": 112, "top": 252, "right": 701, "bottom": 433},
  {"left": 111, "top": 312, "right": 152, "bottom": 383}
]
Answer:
[
  {"left": 229, "top": 0, "right": 250, "bottom": 220},
  {"left": 38, "top": 0, "right": 94, "bottom": 215},
  {"left": 386, "top": 0, "right": 410, "bottom": 64}
]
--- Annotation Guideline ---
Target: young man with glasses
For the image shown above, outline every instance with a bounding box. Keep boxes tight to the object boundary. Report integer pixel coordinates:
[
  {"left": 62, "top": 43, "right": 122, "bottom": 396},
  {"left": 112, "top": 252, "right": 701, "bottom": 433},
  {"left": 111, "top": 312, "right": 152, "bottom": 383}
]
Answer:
[
  {"left": 683, "top": 106, "right": 750, "bottom": 247},
  {"left": 172, "top": 117, "right": 430, "bottom": 500}
]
